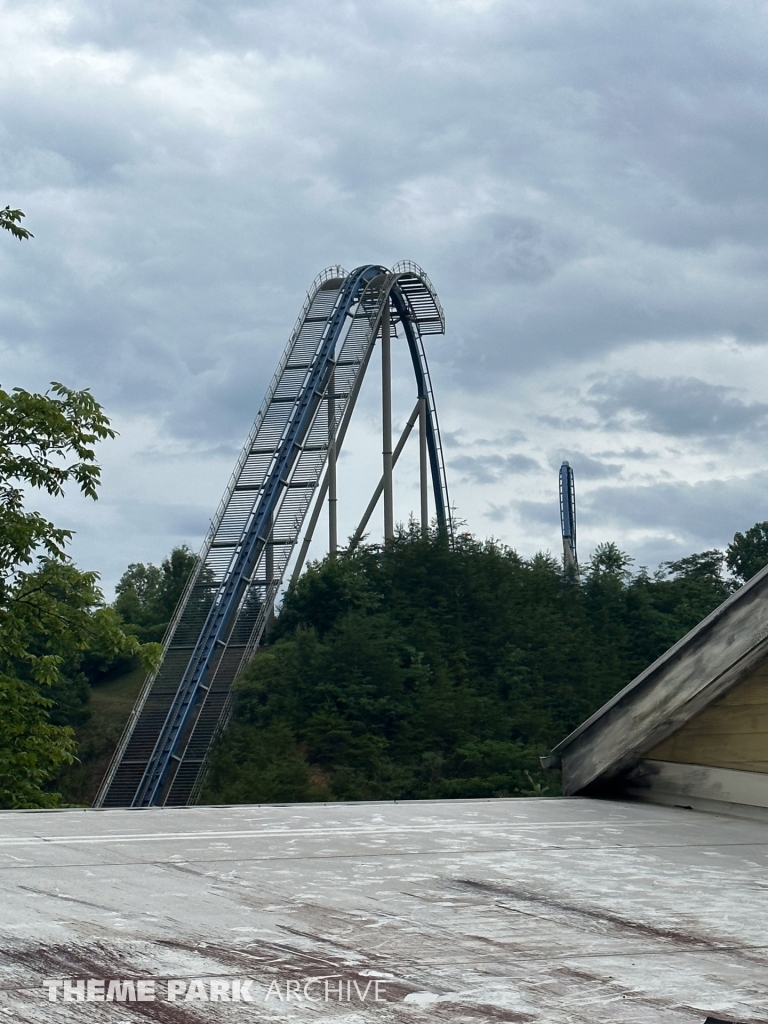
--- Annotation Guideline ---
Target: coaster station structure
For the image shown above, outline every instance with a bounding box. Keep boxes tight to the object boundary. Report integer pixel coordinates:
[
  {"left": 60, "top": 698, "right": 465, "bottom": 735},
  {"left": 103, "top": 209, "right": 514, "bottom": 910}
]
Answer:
[{"left": 96, "top": 262, "right": 452, "bottom": 808}]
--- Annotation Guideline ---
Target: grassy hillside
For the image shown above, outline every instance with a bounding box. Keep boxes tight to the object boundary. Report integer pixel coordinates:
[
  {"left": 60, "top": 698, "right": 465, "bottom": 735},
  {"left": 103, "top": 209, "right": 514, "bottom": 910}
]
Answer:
[{"left": 55, "top": 666, "right": 146, "bottom": 805}]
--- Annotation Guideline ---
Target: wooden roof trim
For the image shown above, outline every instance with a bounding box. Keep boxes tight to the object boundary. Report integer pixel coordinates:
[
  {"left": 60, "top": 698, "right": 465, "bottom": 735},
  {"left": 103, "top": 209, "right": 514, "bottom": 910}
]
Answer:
[{"left": 545, "top": 562, "right": 768, "bottom": 794}]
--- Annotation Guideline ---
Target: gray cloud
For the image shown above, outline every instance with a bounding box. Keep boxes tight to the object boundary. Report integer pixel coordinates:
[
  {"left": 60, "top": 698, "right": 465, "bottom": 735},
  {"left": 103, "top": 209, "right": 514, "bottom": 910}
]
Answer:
[
  {"left": 442, "top": 430, "right": 466, "bottom": 449},
  {"left": 474, "top": 429, "right": 527, "bottom": 447},
  {"left": 537, "top": 416, "right": 601, "bottom": 432},
  {"left": 587, "top": 374, "right": 768, "bottom": 437},
  {"left": 115, "top": 501, "right": 210, "bottom": 539},
  {"left": 583, "top": 474, "right": 768, "bottom": 547},
  {"left": 595, "top": 447, "right": 657, "bottom": 461},
  {"left": 484, "top": 502, "right": 513, "bottom": 524},
  {"left": 450, "top": 453, "right": 541, "bottom": 485},
  {"left": 516, "top": 500, "right": 560, "bottom": 531},
  {"left": 459, "top": 214, "right": 579, "bottom": 286},
  {"left": 443, "top": 428, "right": 527, "bottom": 450},
  {"left": 3, "top": 1, "right": 768, "bottom": 585}
]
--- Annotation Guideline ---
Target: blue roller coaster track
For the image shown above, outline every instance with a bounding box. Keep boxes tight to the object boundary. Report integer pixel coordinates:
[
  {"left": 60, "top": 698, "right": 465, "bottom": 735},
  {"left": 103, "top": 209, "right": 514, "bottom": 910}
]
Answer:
[{"left": 96, "top": 262, "right": 452, "bottom": 808}]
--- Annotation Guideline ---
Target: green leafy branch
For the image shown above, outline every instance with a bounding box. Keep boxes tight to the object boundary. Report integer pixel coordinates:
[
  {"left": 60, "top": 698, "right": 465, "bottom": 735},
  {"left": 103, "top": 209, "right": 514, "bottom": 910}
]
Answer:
[{"left": 0, "top": 207, "right": 32, "bottom": 241}]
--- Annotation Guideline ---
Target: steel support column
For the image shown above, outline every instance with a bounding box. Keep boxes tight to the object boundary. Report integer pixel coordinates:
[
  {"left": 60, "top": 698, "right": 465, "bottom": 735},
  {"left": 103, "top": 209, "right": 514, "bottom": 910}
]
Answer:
[
  {"left": 381, "top": 307, "right": 394, "bottom": 542},
  {"left": 328, "top": 366, "right": 337, "bottom": 556},
  {"left": 265, "top": 510, "right": 274, "bottom": 627},
  {"left": 349, "top": 400, "right": 420, "bottom": 549},
  {"left": 419, "top": 395, "right": 428, "bottom": 535}
]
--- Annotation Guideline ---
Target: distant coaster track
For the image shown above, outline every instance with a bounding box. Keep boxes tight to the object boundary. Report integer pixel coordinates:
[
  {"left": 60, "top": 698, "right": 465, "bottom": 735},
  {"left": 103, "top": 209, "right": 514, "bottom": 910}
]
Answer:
[{"left": 95, "top": 262, "right": 452, "bottom": 808}]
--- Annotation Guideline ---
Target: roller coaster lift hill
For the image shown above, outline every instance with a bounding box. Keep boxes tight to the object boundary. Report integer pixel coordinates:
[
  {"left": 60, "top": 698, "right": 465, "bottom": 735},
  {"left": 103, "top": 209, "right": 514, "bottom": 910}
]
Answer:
[{"left": 96, "top": 263, "right": 452, "bottom": 808}]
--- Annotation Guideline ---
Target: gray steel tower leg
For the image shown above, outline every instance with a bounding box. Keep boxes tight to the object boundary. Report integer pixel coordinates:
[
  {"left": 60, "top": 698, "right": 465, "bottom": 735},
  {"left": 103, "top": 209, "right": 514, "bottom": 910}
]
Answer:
[
  {"left": 382, "top": 307, "right": 394, "bottom": 541},
  {"left": 419, "top": 395, "right": 428, "bottom": 535},
  {"left": 328, "top": 366, "right": 337, "bottom": 556}
]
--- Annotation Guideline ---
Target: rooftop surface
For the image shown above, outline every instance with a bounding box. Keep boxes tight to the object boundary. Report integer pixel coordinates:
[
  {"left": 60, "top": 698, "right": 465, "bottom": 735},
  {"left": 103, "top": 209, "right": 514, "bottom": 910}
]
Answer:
[{"left": 1, "top": 797, "right": 766, "bottom": 1022}]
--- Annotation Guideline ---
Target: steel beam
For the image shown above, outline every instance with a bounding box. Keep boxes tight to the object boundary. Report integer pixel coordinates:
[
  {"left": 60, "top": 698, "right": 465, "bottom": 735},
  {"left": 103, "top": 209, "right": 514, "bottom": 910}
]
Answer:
[
  {"left": 349, "top": 401, "right": 420, "bottom": 549},
  {"left": 265, "top": 510, "right": 274, "bottom": 626},
  {"left": 328, "top": 365, "right": 337, "bottom": 556},
  {"left": 419, "top": 395, "right": 428, "bottom": 534},
  {"left": 381, "top": 308, "right": 394, "bottom": 542}
]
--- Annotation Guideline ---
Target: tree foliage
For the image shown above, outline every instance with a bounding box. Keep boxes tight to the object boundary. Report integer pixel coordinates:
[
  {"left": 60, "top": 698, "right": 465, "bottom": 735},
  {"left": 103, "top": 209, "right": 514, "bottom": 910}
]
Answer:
[
  {"left": 203, "top": 525, "right": 734, "bottom": 805},
  {"left": 0, "top": 382, "right": 159, "bottom": 808},
  {"left": 0, "top": 382, "right": 116, "bottom": 574},
  {"left": 726, "top": 521, "right": 768, "bottom": 583},
  {"left": 114, "top": 545, "right": 197, "bottom": 642},
  {"left": 0, "top": 206, "right": 32, "bottom": 241}
]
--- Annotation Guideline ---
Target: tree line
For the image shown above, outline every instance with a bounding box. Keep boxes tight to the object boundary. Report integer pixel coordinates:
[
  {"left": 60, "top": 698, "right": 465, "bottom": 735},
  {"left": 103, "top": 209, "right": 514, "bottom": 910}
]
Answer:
[{"left": 200, "top": 525, "right": 766, "bottom": 804}]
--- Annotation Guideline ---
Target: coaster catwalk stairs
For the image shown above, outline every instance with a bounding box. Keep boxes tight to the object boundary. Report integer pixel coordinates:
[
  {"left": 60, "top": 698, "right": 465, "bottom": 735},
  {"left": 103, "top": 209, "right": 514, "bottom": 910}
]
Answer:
[{"left": 96, "top": 262, "right": 452, "bottom": 808}]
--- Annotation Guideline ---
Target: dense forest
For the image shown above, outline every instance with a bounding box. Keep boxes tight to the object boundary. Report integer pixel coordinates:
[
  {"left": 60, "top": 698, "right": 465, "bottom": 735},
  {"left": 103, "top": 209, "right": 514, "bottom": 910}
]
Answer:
[
  {"left": 30, "top": 517, "right": 768, "bottom": 806},
  {"left": 197, "top": 520, "right": 768, "bottom": 804}
]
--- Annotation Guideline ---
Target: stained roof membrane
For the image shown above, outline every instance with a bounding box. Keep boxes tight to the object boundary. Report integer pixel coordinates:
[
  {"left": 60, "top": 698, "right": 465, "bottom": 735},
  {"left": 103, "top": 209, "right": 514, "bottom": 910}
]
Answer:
[{"left": 1, "top": 797, "right": 766, "bottom": 1021}]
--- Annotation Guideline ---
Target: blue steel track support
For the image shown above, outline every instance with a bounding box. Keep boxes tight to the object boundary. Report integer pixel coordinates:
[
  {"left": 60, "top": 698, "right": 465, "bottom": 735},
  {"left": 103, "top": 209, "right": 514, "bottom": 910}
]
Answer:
[{"left": 390, "top": 286, "right": 451, "bottom": 535}]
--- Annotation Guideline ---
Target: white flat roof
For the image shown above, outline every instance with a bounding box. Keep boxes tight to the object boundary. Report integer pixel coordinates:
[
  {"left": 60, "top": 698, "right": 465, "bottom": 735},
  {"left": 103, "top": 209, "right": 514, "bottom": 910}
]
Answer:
[{"left": 1, "top": 797, "right": 767, "bottom": 1022}]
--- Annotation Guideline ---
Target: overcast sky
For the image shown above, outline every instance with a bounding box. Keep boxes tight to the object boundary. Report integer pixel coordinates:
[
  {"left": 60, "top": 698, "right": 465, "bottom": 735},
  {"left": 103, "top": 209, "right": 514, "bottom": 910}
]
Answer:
[{"left": 3, "top": 0, "right": 768, "bottom": 593}]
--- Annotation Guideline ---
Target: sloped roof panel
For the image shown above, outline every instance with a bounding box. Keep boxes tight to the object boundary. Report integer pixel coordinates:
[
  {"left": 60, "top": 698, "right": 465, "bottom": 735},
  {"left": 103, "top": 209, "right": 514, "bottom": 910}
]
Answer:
[{"left": 547, "top": 563, "right": 768, "bottom": 794}]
